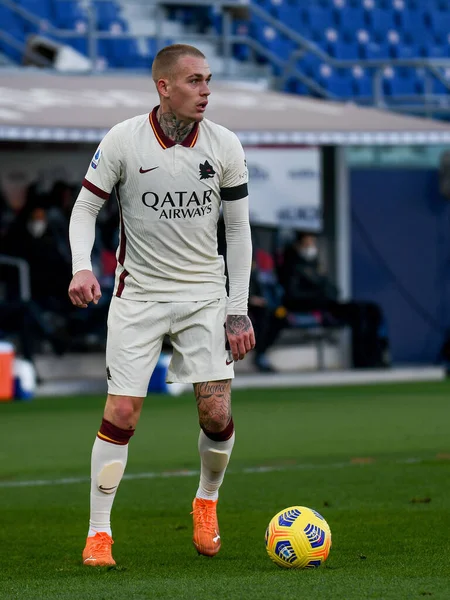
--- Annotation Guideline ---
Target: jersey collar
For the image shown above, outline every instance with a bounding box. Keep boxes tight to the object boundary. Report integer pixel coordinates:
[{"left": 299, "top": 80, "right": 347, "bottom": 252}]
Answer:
[{"left": 149, "top": 106, "right": 199, "bottom": 149}]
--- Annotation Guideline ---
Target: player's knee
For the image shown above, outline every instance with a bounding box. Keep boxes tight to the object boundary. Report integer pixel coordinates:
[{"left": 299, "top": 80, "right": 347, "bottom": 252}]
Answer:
[
  {"left": 106, "top": 397, "right": 138, "bottom": 429},
  {"left": 200, "top": 414, "right": 234, "bottom": 438},
  {"left": 200, "top": 414, "right": 230, "bottom": 433}
]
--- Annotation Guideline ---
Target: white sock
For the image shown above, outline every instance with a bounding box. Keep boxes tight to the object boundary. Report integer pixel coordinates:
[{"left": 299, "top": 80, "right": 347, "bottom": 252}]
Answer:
[
  {"left": 196, "top": 430, "right": 235, "bottom": 501},
  {"left": 87, "top": 437, "right": 128, "bottom": 538}
]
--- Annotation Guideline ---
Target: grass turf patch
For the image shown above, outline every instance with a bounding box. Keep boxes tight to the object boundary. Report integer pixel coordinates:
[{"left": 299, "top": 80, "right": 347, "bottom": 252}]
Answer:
[{"left": 1, "top": 381, "right": 450, "bottom": 599}]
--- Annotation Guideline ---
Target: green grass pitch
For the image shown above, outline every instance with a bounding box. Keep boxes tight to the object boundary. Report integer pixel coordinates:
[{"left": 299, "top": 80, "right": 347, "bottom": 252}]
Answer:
[{"left": 1, "top": 381, "right": 450, "bottom": 599}]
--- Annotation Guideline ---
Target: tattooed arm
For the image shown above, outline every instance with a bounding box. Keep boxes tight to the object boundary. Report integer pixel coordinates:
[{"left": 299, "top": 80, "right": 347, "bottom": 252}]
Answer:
[
  {"left": 226, "top": 314, "right": 255, "bottom": 361},
  {"left": 222, "top": 196, "right": 255, "bottom": 360}
]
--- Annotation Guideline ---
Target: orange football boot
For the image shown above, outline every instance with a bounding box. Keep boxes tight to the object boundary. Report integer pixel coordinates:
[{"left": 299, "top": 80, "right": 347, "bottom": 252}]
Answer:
[
  {"left": 82, "top": 532, "right": 116, "bottom": 566},
  {"left": 191, "top": 497, "right": 221, "bottom": 557}
]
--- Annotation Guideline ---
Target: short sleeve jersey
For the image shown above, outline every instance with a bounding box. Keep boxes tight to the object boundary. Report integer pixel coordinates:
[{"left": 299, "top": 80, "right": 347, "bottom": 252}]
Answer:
[{"left": 83, "top": 106, "right": 248, "bottom": 301}]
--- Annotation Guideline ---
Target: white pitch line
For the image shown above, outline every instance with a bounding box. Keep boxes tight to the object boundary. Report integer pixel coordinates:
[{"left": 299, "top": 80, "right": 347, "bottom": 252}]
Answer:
[{"left": 0, "top": 457, "right": 425, "bottom": 490}]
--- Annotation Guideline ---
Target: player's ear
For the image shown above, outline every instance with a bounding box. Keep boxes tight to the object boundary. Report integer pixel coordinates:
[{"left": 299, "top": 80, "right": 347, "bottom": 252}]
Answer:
[{"left": 157, "top": 78, "right": 170, "bottom": 98}]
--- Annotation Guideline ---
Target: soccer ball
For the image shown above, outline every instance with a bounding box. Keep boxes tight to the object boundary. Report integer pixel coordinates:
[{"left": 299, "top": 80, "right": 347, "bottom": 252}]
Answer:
[{"left": 265, "top": 506, "right": 332, "bottom": 569}]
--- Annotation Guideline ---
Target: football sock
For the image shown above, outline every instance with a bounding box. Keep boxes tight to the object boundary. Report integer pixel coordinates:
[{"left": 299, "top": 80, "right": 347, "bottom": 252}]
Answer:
[
  {"left": 87, "top": 418, "right": 134, "bottom": 538},
  {"left": 196, "top": 418, "right": 235, "bottom": 501}
]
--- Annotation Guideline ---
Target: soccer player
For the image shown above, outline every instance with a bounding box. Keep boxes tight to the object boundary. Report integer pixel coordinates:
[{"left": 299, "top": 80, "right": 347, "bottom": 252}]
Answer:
[{"left": 68, "top": 44, "right": 254, "bottom": 566}]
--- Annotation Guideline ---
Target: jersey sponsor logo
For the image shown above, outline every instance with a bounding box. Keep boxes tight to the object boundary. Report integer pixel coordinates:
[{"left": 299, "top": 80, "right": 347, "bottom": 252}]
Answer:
[
  {"left": 91, "top": 147, "right": 102, "bottom": 170},
  {"left": 199, "top": 160, "right": 216, "bottom": 180},
  {"left": 142, "top": 189, "right": 213, "bottom": 220},
  {"left": 139, "top": 166, "right": 159, "bottom": 174}
]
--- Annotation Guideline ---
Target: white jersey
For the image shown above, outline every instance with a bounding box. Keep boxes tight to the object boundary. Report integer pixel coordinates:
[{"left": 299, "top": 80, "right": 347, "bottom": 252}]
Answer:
[{"left": 83, "top": 107, "right": 249, "bottom": 301}]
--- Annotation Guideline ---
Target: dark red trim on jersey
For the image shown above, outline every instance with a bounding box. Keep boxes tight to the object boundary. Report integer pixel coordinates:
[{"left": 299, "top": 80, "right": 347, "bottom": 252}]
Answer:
[
  {"left": 201, "top": 417, "right": 234, "bottom": 442},
  {"left": 149, "top": 106, "right": 199, "bottom": 149},
  {"left": 220, "top": 183, "right": 248, "bottom": 201},
  {"left": 82, "top": 178, "right": 109, "bottom": 200},
  {"left": 116, "top": 269, "right": 129, "bottom": 298},
  {"left": 116, "top": 185, "right": 126, "bottom": 266}
]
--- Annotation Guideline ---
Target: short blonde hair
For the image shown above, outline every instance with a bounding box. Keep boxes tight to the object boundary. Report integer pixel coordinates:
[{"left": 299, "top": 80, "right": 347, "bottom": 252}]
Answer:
[{"left": 151, "top": 44, "right": 206, "bottom": 82}]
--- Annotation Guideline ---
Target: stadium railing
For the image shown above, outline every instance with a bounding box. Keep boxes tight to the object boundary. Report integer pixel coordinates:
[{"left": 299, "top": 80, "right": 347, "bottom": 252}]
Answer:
[
  {"left": 1, "top": 0, "right": 450, "bottom": 117},
  {"left": 0, "top": 255, "right": 31, "bottom": 303}
]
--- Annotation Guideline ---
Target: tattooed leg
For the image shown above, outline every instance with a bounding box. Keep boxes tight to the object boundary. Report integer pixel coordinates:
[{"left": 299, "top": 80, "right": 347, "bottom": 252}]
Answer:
[
  {"left": 193, "top": 379, "right": 235, "bottom": 501},
  {"left": 193, "top": 379, "right": 232, "bottom": 432}
]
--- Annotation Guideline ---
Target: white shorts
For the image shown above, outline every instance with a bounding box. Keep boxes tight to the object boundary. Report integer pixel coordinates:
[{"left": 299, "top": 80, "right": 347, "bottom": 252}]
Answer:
[{"left": 106, "top": 296, "right": 234, "bottom": 397}]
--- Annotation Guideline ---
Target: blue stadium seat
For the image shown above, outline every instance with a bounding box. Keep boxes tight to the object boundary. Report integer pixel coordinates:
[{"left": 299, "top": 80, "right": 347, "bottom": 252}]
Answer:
[
  {"left": 317, "top": 64, "right": 353, "bottom": 97},
  {"left": 232, "top": 20, "right": 251, "bottom": 62},
  {"left": 360, "top": 41, "right": 390, "bottom": 59},
  {"left": 93, "top": 1, "right": 120, "bottom": 28},
  {"left": 0, "top": 6, "right": 26, "bottom": 61},
  {"left": 302, "top": 6, "right": 334, "bottom": 38},
  {"left": 367, "top": 9, "right": 397, "bottom": 38},
  {"left": 100, "top": 36, "right": 149, "bottom": 69},
  {"left": 297, "top": 53, "right": 323, "bottom": 77},
  {"left": 432, "top": 72, "right": 450, "bottom": 95},
  {"left": 284, "top": 77, "right": 310, "bottom": 96},
  {"left": 383, "top": 69, "right": 423, "bottom": 96},
  {"left": 328, "top": 40, "right": 360, "bottom": 60},
  {"left": 53, "top": 0, "right": 85, "bottom": 27},
  {"left": 392, "top": 43, "right": 421, "bottom": 59},
  {"left": 422, "top": 44, "right": 448, "bottom": 58},
  {"left": 428, "top": 10, "right": 450, "bottom": 36},
  {"left": 334, "top": 5, "right": 367, "bottom": 31},
  {"left": 270, "top": 4, "right": 304, "bottom": 33},
  {"left": 398, "top": 8, "right": 427, "bottom": 33},
  {"left": 351, "top": 67, "right": 373, "bottom": 99},
  {"left": 18, "top": 0, "right": 52, "bottom": 20}
]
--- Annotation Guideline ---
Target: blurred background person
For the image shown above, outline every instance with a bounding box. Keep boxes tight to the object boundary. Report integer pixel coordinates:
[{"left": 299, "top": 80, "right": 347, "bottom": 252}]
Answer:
[{"left": 278, "top": 231, "right": 390, "bottom": 369}]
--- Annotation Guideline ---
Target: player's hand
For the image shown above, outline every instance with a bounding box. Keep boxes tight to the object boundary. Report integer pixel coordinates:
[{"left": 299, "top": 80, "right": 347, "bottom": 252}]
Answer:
[
  {"left": 68, "top": 269, "right": 102, "bottom": 309},
  {"left": 225, "top": 314, "right": 255, "bottom": 361}
]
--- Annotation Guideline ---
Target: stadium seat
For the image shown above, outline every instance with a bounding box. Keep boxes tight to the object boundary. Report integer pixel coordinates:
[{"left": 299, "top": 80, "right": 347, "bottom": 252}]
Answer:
[
  {"left": 317, "top": 64, "right": 353, "bottom": 97},
  {"left": 392, "top": 43, "right": 421, "bottom": 59},
  {"left": 367, "top": 8, "right": 397, "bottom": 38},
  {"left": 351, "top": 66, "right": 373, "bottom": 99},
  {"left": 232, "top": 20, "right": 251, "bottom": 62},
  {"left": 383, "top": 68, "right": 423, "bottom": 96},
  {"left": 0, "top": 6, "right": 26, "bottom": 61},
  {"left": 334, "top": 5, "right": 367, "bottom": 31},
  {"left": 328, "top": 40, "right": 360, "bottom": 60},
  {"left": 93, "top": 1, "right": 120, "bottom": 28},
  {"left": 18, "top": 0, "right": 52, "bottom": 21},
  {"left": 428, "top": 10, "right": 450, "bottom": 37},
  {"left": 360, "top": 41, "right": 390, "bottom": 59},
  {"left": 398, "top": 8, "right": 427, "bottom": 34},
  {"left": 297, "top": 53, "right": 323, "bottom": 77},
  {"left": 53, "top": 0, "right": 85, "bottom": 28},
  {"left": 302, "top": 6, "right": 334, "bottom": 39},
  {"left": 270, "top": 4, "right": 304, "bottom": 33},
  {"left": 422, "top": 44, "right": 448, "bottom": 59}
]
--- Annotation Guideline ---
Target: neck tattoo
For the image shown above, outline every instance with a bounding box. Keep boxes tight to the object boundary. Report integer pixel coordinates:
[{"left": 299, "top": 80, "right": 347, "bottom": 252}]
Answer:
[{"left": 157, "top": 110, "right": 194, "bottom": 143}]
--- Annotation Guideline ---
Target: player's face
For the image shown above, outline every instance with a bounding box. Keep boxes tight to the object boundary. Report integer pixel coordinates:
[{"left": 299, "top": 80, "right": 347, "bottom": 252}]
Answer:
[{"left": 165, "top": 56, "right": 212, "bottom": 122}]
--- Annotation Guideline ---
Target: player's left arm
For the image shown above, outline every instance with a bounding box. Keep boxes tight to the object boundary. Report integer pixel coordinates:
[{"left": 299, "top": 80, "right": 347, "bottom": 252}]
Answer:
[{"left": 221, "top": 133, "right": 255, "bottom": 361}]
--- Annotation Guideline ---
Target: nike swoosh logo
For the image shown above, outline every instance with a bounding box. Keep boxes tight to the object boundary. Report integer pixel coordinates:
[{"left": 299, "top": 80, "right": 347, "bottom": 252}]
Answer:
[
  {"left": 139, "top": 166, "right": 159, "bottom": 174},
  {"left": 99, "top": 485, "right": 117, "bottom": 491},
  {"left": 226, "top": 360, "right": 233, "bottom": 365},
  {"left": 84, "top": 557, "right": 96, "bottom": 562},
  {"left": 213, "top": 531, "right": 221, "bottom": 543}
]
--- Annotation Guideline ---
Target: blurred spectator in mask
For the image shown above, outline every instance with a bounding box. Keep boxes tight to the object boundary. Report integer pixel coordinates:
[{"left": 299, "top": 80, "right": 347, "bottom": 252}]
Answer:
[
  {"left": 2, "top": 206, "right": 72, "bottom": 317},
  {"left": 279, "top": 232, "right": 390, "bottom": 369}
]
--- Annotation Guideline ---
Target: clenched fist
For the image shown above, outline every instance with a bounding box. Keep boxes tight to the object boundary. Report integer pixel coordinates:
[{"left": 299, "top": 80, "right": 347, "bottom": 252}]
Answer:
[{"left": 68, "top": 269, "right": 102, "bottom": 309}]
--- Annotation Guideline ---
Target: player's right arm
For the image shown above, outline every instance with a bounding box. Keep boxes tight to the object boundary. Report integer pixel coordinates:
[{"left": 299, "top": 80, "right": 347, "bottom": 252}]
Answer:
[{"left": 68, "top": 125, "right": 122, "bottom": 308}]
